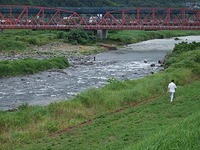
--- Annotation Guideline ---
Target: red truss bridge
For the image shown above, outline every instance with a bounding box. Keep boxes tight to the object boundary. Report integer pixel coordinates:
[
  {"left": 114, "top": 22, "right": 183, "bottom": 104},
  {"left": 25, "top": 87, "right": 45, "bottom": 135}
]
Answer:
[{"left": 0, "top": 5, "right": 200, "bottom": 30}]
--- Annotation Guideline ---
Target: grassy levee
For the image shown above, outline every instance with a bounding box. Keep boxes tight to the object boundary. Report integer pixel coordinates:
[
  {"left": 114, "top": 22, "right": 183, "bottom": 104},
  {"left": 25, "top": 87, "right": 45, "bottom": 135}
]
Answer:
[
  {"left": 0, "top": 57, "right": 70, "bottom": 77},
  {"left": 0, "top": 41, "right": 200, "bottom": 149},
  {"left": 16, "top": 79, "right": 200, "bottom": 150}
]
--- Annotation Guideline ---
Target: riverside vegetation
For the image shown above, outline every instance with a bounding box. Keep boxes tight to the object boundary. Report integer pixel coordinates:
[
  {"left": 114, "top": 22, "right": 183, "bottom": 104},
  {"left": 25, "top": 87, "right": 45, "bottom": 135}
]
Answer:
[
  {"left": 1, "top": 29, "right": 200, "bottom": 77},
  {"left": 0, "top": 29, "right": 97, "bottom": 77},
  {"left": 0, "top": 30, "right": 200, "bottom": 149},
  {"left": 0, "top": 57, "right": 70, "bottom": 77},
  {"left": 1, "top": 0, "right": 199, "bottom": 7}
]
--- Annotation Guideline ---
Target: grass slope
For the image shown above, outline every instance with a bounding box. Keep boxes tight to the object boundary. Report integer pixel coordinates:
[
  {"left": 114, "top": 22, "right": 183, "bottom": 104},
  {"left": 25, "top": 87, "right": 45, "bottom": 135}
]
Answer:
[
  {"left": 17, "top": 80, "right": 200, "bottom": 150},
  {"left": 0, "top": 38, "right": 200, "bottom": 150}
]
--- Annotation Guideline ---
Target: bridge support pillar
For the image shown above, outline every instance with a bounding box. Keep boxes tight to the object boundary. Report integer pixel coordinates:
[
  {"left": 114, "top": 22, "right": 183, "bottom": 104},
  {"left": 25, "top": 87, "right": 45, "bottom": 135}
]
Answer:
[{"left": 94, "top": 30, "right": 108, "bottom": 39}]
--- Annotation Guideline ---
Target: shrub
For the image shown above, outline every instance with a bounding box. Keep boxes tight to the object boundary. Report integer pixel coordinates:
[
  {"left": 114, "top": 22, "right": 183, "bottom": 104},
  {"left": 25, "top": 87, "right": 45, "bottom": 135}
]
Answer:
[
  {"left": 56, "top": 31, "right": 68, "bottom": 39},
  {"left": 67, "top": 29, "right": 95, "bottom": 45}
]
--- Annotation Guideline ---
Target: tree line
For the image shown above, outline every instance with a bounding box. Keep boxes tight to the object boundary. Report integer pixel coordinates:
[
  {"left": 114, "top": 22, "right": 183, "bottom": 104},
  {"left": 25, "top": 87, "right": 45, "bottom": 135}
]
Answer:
[{"left": 0, "top": 0, "right": 199, "bottom": 7}]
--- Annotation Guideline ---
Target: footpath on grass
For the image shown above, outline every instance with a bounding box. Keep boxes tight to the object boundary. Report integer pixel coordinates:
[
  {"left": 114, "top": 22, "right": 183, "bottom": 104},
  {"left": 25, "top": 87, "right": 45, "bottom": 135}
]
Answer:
[
  {"left": 18, "top": 79, "right": 200, "bottom": 150},
  {"left": 15, "top": 42, "right": 200, "bottom": 149},
  {"left": 50, "top": 90, "right": 167, "bottom": 137}
]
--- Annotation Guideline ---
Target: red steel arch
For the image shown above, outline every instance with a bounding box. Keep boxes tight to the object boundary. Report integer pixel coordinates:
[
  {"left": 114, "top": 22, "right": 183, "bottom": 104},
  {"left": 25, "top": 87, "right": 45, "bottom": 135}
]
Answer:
[{"left": 0, "top": 5, "right": 200, "bottom": 30}]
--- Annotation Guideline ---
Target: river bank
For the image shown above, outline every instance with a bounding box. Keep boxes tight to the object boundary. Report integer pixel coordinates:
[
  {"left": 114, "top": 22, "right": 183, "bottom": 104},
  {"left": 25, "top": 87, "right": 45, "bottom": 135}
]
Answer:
[
  {"left": 1, "top": 35, "right": 200, "bottom": 111},
  {"left": 1, "top": 35, "right": 200, "bottom": 150}
]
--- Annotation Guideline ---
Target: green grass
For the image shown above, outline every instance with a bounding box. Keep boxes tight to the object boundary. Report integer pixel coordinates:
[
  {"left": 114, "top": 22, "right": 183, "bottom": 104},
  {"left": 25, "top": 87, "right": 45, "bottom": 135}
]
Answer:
[
  {"left": 107, "top": 30, "right": 200, "bottom": 44},
  {"left": 0, "top": 57, "right": 70, "bottom": 77},
  {"left": 13, "top": 79, "right": 200, "bottom": 150},
  {"left": 0, "top": 36, "right": 200, "bottom": 149},
  {"left": 1, "top": 29, "right": 200, "bottom": 52},
  {"left": 0, "top": 30, "right": 65, "bottom": 52}
]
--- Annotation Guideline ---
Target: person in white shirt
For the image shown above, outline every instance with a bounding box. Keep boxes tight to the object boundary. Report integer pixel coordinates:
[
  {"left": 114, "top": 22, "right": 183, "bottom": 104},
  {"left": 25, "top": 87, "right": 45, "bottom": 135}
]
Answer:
[{"left": 168, "top": 80, "right": 177, "bottom": 102}]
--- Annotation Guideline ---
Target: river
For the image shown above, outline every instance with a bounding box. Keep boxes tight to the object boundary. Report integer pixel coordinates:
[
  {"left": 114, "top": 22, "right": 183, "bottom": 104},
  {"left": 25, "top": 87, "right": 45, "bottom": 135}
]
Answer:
[{"left": 0, "top": 35, "right": 200, "bottom": 111}]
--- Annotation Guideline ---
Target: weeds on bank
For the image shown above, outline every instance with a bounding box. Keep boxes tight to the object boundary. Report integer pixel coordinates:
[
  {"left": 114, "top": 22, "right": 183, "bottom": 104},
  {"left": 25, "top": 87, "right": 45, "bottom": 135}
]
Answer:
[
  {"left": 1, "top": 29, "right": 200, "bottom": 52},
  {"left": 14, "top": 80, "right": 200, "bottom": 150},
  {"left": 107, "top": 30, "right": 200, "bottom": 44},
  {"left": 0, "top": 37, "right": 200, "bottom": 149},
  {"left": 0, "top": 57, "right": 69, "bottom": 77}
]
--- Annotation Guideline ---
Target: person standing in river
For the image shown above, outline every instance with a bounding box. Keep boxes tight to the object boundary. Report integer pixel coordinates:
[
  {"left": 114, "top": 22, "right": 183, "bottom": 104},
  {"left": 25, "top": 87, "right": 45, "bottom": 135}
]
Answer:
[{"left": 168, "top": 80, "right": 177, "bottom": 102}]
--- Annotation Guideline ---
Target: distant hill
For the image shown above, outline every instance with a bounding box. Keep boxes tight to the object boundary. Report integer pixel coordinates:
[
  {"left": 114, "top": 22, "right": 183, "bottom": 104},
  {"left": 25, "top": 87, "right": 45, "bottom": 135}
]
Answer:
[{"left": 0, "top": 0, "right": 199, "bottom": 8}]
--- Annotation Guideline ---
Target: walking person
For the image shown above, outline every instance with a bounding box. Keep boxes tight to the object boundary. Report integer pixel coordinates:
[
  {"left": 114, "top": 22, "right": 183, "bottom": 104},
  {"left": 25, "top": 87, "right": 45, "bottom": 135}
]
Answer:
[{"left": 168, "top": 80, "right": 177, "bottom": 102}]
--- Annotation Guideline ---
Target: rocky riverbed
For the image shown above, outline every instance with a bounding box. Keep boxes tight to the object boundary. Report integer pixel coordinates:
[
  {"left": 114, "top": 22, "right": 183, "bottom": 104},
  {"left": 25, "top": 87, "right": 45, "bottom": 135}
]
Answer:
[{"left": 1, "top": 35, "right": 200, "bottom": 111}]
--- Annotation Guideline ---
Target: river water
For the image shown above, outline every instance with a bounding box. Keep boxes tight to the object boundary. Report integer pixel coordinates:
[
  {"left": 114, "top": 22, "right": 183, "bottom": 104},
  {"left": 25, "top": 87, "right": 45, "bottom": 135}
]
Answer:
[{"left": 0, "top": 36, "right": 200, "bottom": 111}]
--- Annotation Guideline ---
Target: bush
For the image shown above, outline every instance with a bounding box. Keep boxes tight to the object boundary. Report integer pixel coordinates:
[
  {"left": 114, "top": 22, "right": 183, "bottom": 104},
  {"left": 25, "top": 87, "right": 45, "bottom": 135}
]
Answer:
[
  {"left": 56, "top": 31, "right": 68, "bottom": 39},
  {"left": 67, "top": 29, "right": 95, "bottom": 45}
]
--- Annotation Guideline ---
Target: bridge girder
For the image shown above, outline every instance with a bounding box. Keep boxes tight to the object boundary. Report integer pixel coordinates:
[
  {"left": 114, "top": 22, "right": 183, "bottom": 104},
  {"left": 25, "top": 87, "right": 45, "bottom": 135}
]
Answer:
[{"left": 0, "top": 5, "right": 200, "bottom": 30}]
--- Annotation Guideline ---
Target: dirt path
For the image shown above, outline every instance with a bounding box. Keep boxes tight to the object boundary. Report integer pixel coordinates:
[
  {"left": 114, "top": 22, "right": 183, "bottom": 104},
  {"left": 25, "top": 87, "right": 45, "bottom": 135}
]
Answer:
[{"left": 50, "top": 92, "right": 165, "bottom": 137}]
